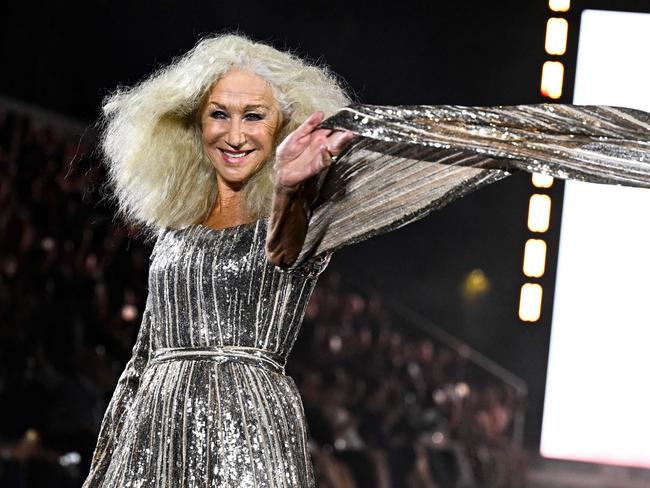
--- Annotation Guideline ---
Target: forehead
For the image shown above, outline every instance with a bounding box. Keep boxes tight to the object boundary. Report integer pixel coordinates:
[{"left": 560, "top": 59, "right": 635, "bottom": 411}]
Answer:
[{"left": 208, "top": 69, "right": 277, "bottom": 108}]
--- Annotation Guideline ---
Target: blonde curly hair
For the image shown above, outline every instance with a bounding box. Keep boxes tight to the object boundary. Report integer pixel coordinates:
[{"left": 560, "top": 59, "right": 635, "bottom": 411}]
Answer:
[{"left": 99, "top": 33, "right": 350, "bottom": 238}]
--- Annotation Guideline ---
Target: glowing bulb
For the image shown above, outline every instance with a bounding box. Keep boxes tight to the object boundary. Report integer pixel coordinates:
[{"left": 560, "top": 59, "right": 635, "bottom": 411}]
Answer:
[
  {"left": 528, "top": 194, "right": 552, "bottom": 232},
  {"left": 532, "top": 173, "right": 554, "bottom": 188},
  {"left": 549, "top": 0, "right": 570, "bottom": 12},
  {"left": 545, "top": 18, "right": 569, "bottom": 55},
  {"left": 523, "top": 239, "right": 547, "bottom": 278},
  {"left": 541, "top": 61, "right": 565, "bottom": 99},
  {"left": 519, "top": 283, "right": 543, "bottom": 322},
  {"left": 463, "top": 269, "right": 490, "bottom": 297}
]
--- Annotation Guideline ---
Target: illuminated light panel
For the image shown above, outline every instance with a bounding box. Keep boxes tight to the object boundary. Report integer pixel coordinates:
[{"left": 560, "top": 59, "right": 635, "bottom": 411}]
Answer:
[
  {"left": 545, "top": 18, "right": 569, "bottom": 55},
  {"left": 532, "top": 173, "right": 554, "bottom": 188},
  {"left": 541, "top": 61, "right": 565, "bottom": 99},
  {"left": 528, "top": 194, "right": 552, "bottom": 232},
  {"left": 542, "top": 9, "right": 650, "bottom": 470},
  {"left": 523, "top": 239, "right": 547, "bottom": 278},
  {"left": 519, "top": 283, "right": 543, "bottom": 322},
  {"left": 549, "top": 0, "right": 570, "bottom": 12}
]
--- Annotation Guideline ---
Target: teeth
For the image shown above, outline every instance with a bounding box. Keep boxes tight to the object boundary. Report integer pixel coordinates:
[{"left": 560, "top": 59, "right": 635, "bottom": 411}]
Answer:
[{"left": 223, "top": 150, "right": 249, "bottom": 159}]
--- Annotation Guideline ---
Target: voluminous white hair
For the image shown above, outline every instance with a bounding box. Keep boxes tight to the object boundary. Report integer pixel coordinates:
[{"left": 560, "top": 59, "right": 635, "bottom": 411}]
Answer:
[{"left": 100, "top": 33, "right": 350, "bottom": 239}]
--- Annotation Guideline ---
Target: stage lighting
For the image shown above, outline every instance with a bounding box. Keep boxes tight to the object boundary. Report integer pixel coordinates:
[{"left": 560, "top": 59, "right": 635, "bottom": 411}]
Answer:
[
  {"left": 523, "top": 239, "right": 547, "bottom": 278},
  {"left": 549, "top": 0, "right": 570, "bottom": 12},
  {"left": 463, "top": 268, "right": 490, "bottom": 297},
  {"left": 541, "top": 61, "right": 565, "bottom": 99},
  {"left": 532, "top": 173, "right": 554, "bottom": 188},
  {"left": 519, "top": 283, "right": 543, "bottom": 322},
  {"left": 542, "top": 8, "right": 650, "bottom": 471},
  {"left": 545, "top": 18, "right": 569, "bottom": 55},
  {"left": 528, "top": 194, "right": 552, "bottom": 233}
]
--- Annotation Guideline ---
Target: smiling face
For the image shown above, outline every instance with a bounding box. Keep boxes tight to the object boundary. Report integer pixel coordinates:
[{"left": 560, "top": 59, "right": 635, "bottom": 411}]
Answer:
[{"left": 200, "top": 69, "right": 281, "bottom": 191}]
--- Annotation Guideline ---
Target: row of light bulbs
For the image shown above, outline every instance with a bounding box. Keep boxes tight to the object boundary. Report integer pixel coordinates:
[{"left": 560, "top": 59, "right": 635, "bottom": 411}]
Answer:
[
  {"left": 541, "top": 0, "right": 571, "bottom": 98},
  {"left": 518, "top": 0, "right": 570, "bottom": 322}
]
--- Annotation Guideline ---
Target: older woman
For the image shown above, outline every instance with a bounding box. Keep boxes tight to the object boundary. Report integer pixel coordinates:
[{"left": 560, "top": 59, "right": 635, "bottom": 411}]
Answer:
[
  {"left": 84, "top": 34, "right": 356, "bottom": 487},
  {"left": 84, "top": 33, "right": 650, "bottom": 487}
]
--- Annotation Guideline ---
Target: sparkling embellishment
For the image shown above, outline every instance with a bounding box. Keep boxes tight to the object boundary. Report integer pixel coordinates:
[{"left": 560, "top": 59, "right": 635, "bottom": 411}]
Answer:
[
  {"left": 84, "top": 219, "right": 328, "bottom": 487},
  {"left": 85, "top": 102, "right": 650, "bottom": 486}
]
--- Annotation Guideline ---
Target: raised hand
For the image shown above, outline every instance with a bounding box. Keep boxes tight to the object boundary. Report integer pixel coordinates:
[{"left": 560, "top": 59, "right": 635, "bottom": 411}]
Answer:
[{"left": 274, "top": 111, "right": 355, "bottom": 192}]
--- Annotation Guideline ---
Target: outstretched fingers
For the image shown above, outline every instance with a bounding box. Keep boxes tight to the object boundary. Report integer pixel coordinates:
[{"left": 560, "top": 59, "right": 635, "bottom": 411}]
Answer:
[
  {"left": 274, "top": 111, "right": 355, "bottom": 189},
  {"left": 294, "top": 111, "right": 325, "bottom": 139}
]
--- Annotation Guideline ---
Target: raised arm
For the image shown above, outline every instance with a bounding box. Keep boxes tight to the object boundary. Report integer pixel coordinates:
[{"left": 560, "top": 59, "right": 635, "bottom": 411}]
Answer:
[
  {"left": 266, "top": 111, "right": 353, "bottom": 268},
  {"left": 267, "top": 103, "right": 650, "bottom": 268}
]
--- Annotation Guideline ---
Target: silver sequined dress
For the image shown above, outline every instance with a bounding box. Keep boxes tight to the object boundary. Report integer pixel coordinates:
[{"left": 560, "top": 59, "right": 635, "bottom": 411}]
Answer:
[
  {"left": 84, "top": 221, "right": 330, "bottom": 487},
  {"left": 84, "top": 103, "right": 650, "bottom": 487}
]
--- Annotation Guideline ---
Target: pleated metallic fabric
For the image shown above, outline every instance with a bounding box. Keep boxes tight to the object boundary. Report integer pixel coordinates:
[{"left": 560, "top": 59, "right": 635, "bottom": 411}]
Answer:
[
  {"left": 83, "top": 221, "right": 330, "bottom": 487},
  {"left": 84, "top": 103, "right": 649, "bottom": 487},
  {"left": 298, "top": 103, "right": 650, "bottom": 264}
]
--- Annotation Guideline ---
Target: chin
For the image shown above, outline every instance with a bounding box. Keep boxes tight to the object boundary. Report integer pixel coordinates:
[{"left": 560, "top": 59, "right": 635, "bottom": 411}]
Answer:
[
  {"left": 215, "top": 167, "right": 256, "bottom": 188},
  {"left": 222, "top": 163, "right": 269, "bottom": 182}
]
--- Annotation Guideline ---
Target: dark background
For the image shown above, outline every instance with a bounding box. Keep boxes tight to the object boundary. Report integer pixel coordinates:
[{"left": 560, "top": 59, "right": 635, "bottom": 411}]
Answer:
[{"left": 2, "top": 0, "right": 648, "bottom": 451}]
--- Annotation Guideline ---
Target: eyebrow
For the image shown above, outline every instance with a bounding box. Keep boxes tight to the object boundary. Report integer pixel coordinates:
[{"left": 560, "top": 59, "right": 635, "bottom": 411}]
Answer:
[{"left": 208, "top": 102, "right": 270, "bottom": 112}]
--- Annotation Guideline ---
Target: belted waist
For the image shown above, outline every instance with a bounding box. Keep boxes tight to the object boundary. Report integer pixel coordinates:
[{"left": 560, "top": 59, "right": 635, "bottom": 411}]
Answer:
[{"left": 150, "top": 346, "right": 286, "bottom": 374}]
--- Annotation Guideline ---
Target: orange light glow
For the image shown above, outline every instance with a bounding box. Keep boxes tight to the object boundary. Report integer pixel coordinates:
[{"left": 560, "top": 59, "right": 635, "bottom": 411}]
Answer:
[{"left": 541, "top": 61, "right": 564, "bottom": 99}]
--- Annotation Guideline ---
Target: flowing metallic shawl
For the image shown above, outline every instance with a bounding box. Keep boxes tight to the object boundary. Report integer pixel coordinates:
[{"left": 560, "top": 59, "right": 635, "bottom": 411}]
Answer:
[{"left": 292, "top": 103, "right": 650, "bottom": 265}]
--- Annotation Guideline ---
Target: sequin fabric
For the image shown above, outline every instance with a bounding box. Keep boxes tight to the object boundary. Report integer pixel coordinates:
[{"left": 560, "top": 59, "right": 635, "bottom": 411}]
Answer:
[
  {"left": 84, "top": 103, "right": 649, "bottom": 486},
  {"left": 84, "top": 220, "right": 329, "bottom": 487},
  {"left": 298, "top": 103, "right": 650, "bottom": 264}
]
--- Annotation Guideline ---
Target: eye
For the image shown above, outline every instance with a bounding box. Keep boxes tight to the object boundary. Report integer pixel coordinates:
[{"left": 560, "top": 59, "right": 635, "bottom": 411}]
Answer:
[
  {"left": 210, "top": 110, "right": 227, "bottom": 119},
  {"left": 244, "top": 112, "right": 264, "bottom": 121}
]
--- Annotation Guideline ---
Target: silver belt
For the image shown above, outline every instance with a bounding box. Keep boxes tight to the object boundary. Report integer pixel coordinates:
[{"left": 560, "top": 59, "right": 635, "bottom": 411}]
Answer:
[{"left": 150, "top": 346, "right": 285, "bottom": 374}]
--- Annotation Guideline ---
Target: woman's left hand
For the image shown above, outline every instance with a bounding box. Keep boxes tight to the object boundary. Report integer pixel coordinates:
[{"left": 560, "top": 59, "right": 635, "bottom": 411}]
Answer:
[{"left": 274, "top": 111, "right": 354, "bottom": 192}]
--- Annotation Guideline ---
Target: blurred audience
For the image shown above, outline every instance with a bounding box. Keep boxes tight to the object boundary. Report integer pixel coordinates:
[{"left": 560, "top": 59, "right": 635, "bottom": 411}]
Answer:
[
  {"left": 289, "top": 274, "right": 526, "bottom": 488},
  {"left": 0, "top": 105, "right": 526, "bottom": 487}
]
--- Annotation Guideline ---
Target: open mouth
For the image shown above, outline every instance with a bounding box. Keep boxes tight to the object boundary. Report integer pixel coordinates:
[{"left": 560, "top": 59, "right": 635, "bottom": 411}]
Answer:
[{"left": 220, "top": 149, "right": 254, "bottom": 163}]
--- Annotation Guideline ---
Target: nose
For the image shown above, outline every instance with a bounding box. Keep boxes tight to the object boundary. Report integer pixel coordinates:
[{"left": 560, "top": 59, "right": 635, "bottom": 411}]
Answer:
[{"left": 225, "top": 119, "right": 245, "bottom": 149}]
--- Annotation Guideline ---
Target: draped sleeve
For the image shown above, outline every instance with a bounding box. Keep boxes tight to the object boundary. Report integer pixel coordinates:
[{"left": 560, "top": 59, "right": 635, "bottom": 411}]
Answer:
[
  {"left": 266, "top": 103, "right": 650, "bottom": 268},
  {"left": 83, "top": 278, "right": 155, "bottom": 486}
]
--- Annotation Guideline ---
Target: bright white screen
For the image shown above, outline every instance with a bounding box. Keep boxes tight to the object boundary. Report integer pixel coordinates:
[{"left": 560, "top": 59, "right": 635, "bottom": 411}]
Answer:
[{"left": 540, "top": 10, "right": 650, "bottom": 468}]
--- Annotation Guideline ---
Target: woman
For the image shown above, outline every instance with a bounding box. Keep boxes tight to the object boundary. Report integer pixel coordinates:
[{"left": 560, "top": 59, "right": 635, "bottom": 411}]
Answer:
[
  {"left": 84, "top": 34, "right": 650, "bottom": 486},
  {"left": 84, "top": 34, "right": 355, "bottom": 487}
]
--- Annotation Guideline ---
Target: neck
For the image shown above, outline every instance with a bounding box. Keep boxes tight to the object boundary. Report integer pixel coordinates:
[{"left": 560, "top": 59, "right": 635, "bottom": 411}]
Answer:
[{"left": 203, "top": 178, "right": 250, "bottom": 229}]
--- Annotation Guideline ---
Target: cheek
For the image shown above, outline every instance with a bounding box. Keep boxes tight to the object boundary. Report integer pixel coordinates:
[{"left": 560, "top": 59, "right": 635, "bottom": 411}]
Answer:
[
  {"left": 201, "top": 122, "right": 223, "bottom": 147},
  {"left": 253, "top": 121, "right": 279, "bottom": 148}
]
